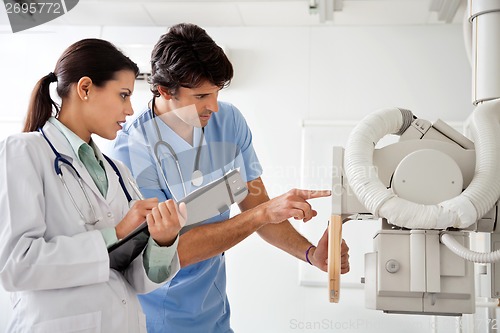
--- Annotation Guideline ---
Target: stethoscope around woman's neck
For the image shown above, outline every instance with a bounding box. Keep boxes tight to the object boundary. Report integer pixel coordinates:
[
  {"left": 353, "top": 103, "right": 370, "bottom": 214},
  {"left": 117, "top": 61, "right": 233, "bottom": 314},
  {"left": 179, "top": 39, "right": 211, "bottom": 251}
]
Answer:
[
  {"left": 150, "top": 97, "right": 205, "bottom": 199},
  {"left": 39, "top": 127, "right": 138, "bottom": 225}
]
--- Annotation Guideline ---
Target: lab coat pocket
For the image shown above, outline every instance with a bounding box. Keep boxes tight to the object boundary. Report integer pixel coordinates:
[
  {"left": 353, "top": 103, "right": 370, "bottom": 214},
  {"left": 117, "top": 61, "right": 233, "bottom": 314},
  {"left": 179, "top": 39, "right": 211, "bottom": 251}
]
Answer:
[{"left": 33, "top": 311, "right": 102, "bottom": 333}]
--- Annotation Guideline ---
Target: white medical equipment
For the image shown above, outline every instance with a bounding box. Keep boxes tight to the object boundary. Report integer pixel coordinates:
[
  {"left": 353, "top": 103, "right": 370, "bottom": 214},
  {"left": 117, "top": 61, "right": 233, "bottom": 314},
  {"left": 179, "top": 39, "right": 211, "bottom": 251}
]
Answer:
[
  {"left": 328, "top": 0, "right": 500, "bottom": 319},
  {"left": 151, "top": 97, "right": 205, "bottom": 196},
  {"left": 39, "top": 127, "right": 138, "bottom": 225}
]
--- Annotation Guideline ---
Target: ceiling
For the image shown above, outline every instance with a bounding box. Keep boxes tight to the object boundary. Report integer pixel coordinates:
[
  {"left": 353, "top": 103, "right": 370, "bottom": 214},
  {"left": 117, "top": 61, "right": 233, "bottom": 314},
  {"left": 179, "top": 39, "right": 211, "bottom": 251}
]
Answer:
[{"left": 0, "top": 0, "right": 467, "bottom": 29}]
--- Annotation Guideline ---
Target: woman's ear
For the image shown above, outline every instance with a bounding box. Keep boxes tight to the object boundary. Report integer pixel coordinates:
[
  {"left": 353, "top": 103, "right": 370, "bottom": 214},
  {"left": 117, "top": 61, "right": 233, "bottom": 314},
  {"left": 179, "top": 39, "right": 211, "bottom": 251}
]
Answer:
[
  {"left": 157, "top": 86, "right": 173, "bottom": 100},
  {"left": 76, "top": 77, "right": 93, "bottom": 101}
]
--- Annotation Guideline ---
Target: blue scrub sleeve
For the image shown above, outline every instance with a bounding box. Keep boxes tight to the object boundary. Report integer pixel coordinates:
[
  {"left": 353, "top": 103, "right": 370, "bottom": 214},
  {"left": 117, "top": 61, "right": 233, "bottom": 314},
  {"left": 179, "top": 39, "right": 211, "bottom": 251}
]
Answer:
[{"left": 231, "top": 105, "right": 263, "bottom": 182}]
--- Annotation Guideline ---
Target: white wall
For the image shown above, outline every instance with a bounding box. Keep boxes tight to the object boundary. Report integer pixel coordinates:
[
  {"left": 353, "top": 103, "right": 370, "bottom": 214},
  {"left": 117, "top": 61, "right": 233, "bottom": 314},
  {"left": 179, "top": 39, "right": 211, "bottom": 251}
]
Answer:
[{"left": 0, "top": 24, "right": 471, "bottom": 332}]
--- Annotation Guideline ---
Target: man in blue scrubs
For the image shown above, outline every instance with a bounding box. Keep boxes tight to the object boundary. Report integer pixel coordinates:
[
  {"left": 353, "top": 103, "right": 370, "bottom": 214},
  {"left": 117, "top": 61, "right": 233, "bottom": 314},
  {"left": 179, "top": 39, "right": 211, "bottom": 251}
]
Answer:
[{"left": 109, "top": 23, "right": 350, "bottom": 333}]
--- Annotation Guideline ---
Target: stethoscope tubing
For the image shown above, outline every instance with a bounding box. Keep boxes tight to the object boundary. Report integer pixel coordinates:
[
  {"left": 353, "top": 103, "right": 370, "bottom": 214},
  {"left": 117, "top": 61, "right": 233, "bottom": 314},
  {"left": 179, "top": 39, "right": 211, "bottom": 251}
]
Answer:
[
  {"left": 40, "top": 128, "right": 100, "bottom": 225},
  {"left": 150, "top": 97, "right": 205, "bottom": 199},
  {"left": 153, "top": 136, "right": 188, "bottom": 198},
  {"left": 39, "top": 127, "right": 138, "bottom": 225}
]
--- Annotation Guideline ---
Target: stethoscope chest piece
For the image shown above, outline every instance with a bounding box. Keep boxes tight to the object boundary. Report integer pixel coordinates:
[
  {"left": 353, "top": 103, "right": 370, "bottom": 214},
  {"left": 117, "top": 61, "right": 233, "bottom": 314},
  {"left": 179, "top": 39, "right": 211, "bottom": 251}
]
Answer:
[
  {"left": 151, "top": 97, "right": 207, "bottom": 193},
  {"left": 191, "top": 169, "right": 203, "bottom": 187}
]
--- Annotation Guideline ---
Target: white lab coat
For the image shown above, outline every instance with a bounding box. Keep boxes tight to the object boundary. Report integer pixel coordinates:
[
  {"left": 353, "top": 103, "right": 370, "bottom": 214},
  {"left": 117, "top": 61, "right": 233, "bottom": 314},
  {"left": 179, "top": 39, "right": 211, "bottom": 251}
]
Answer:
[{"left": 0, "top": 122, "right": 180, "bottom": 333}]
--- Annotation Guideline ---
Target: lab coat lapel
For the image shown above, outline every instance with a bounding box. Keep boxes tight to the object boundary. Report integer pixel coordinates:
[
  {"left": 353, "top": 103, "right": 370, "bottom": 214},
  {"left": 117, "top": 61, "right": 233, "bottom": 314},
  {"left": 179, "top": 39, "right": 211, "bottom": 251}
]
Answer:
[
  {"left": 41, "top": 122, "right": 108, "bottom": 201},
  {"left": 41, "top": 122, "right": 76, "bottom": 163}
]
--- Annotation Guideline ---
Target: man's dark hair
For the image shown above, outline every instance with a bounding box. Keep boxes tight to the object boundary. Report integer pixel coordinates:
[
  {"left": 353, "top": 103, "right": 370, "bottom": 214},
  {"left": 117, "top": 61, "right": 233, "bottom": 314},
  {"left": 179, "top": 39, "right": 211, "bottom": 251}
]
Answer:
[{"left": 149, "top": 23, "right": 233, "bottom": 97}]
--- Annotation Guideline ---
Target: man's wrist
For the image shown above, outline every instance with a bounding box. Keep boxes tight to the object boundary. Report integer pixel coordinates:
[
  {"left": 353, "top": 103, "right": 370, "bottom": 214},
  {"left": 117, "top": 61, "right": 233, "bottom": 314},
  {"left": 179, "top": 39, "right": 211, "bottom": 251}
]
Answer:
[
  {"left": 247, "top": 207, "right": 268, "bottom": 230},
  {"left": 305, "top": 245, "right": 316, "bottom": 265}
]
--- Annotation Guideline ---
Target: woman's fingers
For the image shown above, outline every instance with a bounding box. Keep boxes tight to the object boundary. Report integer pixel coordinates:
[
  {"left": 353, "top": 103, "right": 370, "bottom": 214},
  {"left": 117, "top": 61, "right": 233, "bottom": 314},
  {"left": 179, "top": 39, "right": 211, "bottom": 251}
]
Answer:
[
  {"left": 147, "top": 200, "right": 185, "bottom": 247},
  {"left": 177, "top": 202, "right": 187, "bottom": 227}
]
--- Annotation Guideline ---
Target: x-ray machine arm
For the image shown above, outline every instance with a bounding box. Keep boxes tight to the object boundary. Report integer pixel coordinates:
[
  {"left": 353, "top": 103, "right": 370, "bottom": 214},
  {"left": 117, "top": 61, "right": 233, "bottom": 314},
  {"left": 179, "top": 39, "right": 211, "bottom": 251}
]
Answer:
[{"left": 329, "top": 0, "right": 500, "bottom": 317}]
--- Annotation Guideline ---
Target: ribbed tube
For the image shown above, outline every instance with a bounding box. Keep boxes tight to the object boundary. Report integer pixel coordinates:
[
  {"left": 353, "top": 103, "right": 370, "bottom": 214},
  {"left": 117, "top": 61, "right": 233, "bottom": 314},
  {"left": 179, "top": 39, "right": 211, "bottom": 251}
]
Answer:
[
  {"left": 459, "top": 99, "right": 500, "bottom": 222},
  {"left": 344, "top": 108, "right": 403, "bottom": 217},
  {"left": 344, "top": 100, "right": 500, "bottom": 229},
  {"left": 441, "top": 233, "right": 500, "bottom": 263}
]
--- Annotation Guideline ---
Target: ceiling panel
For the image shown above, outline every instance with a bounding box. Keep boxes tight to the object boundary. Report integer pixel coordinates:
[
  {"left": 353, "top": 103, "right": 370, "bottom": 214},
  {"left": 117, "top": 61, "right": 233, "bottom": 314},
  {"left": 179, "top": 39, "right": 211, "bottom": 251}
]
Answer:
[
  {"left": 54, "top": 2, "right": 155, "bottom": 25},
  {"left": 0, "top": 0, "right": 467, "bottom": 30},
  {"left": 144, "top": 2, "right": 243, "bottom": 26},
  {"left": 79, "top": 0, "right": 307, "bottom": 2},
  {"left": 237, "top": 1, "right": 318, "bottom": 26},
  {"left": 332, "top": 0, "right": 431, "bottom": 25}
]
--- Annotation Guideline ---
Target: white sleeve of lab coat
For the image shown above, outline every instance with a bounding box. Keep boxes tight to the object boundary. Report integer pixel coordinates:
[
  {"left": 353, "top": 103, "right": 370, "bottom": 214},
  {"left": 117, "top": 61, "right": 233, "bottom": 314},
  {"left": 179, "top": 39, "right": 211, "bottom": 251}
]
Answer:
[{"left": 124, "top": 238, "right": 180, "bottom": 294}]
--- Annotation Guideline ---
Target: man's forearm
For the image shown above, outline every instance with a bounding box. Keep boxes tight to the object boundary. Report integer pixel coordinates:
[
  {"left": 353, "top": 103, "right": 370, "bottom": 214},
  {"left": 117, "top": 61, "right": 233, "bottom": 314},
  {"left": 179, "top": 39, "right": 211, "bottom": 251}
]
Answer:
[
  {"left": 257, "top": 221, "right": 312, "bottom": 262},
  {"left": 177, "top": 177, "right": 329, "bottom": 268},
  {"left": 177, "top": 208, "right": 266, "bottom": 267}
]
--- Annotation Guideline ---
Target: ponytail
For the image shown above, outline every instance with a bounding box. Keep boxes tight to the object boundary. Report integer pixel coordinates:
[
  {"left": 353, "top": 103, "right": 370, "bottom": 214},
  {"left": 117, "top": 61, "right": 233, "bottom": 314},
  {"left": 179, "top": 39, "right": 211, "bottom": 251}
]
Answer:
[
  {"left": 23, "top": 39, "right": 138, "bottom": 133},
  {"left": 23, "top": 72, "right": 60, "bottom": 132}
]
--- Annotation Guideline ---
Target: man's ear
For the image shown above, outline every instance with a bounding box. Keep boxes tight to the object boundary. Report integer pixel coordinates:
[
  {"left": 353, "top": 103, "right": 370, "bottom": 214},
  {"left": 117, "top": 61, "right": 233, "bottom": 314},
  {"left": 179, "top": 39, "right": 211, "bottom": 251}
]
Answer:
[
  {"left": 76, "top": 77, "right": 93, "bottom": 101},
  {"left": 157, "top": 86, "right": 174, "bottom": 100}
]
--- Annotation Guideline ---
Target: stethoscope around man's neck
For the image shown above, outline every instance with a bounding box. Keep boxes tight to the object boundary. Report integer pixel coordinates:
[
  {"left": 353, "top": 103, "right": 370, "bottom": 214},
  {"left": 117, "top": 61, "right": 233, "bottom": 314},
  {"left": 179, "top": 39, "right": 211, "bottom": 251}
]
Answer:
[{"left": 150, "top": 97, "right": 205, "bottom": 199}]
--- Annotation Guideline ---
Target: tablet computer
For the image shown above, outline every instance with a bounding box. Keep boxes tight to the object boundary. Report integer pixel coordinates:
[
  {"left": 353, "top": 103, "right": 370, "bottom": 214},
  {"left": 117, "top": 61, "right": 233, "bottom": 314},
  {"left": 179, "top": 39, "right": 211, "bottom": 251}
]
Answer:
[{"left": 108, "top": 169, "right": 248, "bottom": 271}]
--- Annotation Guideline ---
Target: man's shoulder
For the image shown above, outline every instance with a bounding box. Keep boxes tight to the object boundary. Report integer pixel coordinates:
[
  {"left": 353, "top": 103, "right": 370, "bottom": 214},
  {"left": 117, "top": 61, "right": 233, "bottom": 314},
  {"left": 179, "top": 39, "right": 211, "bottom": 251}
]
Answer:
[
  {"left": 122, "top": 107, "right": 153, "bottom": 134},
  {"left": 217, "top": 100, "right": 234, "bottom": 110},
  {"left": 215, "top": 101, "right": 244, "bottom": 121}
]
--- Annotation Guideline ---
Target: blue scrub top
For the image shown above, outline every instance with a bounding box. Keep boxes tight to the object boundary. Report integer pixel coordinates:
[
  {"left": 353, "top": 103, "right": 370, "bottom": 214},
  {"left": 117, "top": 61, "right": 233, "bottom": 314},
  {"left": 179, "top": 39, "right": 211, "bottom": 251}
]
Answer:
[{"left": 109, "top": 101, "right": 263, "bottom": 333}]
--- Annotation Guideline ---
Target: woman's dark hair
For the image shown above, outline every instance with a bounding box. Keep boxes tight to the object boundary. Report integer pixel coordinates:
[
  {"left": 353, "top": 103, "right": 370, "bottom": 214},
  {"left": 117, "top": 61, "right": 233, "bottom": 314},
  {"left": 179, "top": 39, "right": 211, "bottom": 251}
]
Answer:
[
  {"left": 23, "top": 38, "right": 139, "bottom": 132},
  {"left": 149, "top": 23, "right": 233, "bottom": 97}
]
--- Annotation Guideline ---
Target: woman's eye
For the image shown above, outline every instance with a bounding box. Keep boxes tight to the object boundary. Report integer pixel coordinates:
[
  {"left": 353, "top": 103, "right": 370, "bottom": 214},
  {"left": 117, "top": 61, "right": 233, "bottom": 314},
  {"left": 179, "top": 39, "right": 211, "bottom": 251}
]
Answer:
[{"left": 120, "top": 93, "right": 129, "bottom": 100}]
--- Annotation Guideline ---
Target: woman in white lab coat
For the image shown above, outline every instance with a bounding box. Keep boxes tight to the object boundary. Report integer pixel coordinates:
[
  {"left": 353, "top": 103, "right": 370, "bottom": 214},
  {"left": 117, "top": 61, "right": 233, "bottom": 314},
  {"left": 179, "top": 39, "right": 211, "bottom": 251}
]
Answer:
[{"left": 0, "top": 39, "right": 185, "bottom": 332}]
